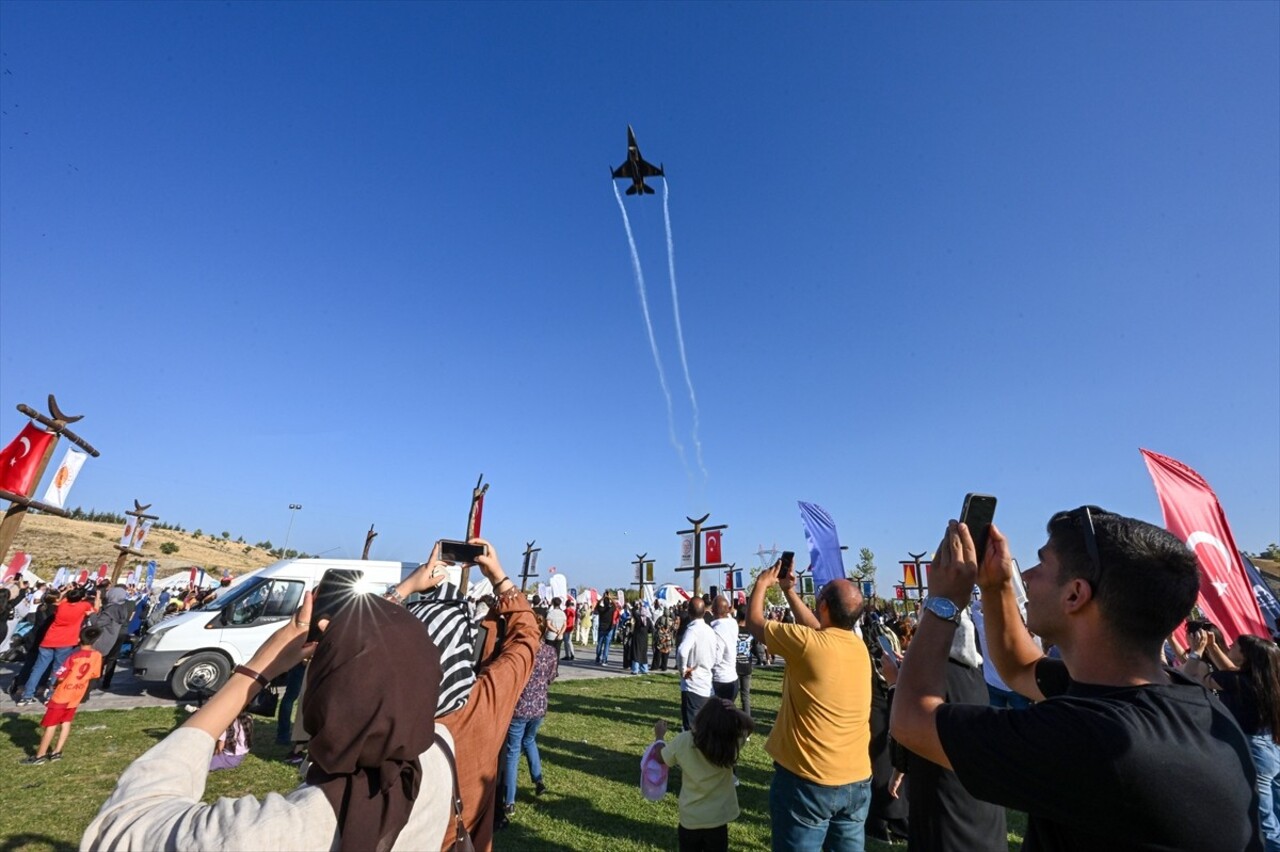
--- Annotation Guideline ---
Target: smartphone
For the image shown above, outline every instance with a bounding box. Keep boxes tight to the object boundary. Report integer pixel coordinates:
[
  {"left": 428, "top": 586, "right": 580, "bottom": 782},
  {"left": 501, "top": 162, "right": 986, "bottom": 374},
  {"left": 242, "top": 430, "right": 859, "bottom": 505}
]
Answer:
[
  {"left": 438, "top": 539, "right": 487, "bottom": 565},
  {"left": 309, "top": 569, "right": 364, "bottom": 642},
  {"left": 877, "top": 634, "right": 898, "bottom": 659},
  {"left": 779, "top": 551, "right": 795, "bottom": 580},
  {"left": 960, "top": 493, "right": 998, "bottom": 561}
]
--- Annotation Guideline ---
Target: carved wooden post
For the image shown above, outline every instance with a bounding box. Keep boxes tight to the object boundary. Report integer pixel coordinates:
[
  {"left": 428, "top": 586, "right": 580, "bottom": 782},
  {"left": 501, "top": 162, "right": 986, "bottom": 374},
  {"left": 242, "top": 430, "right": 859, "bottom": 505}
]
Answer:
[
  {"left": 110, "top": 500, "right": 159, "bottom": 585},
  {"left": 459, "top": 475, "right": 489, "bottom": 594},
  {"left": 0, "top": 395, "right": 100, "bottom": 565},
  {"left": 362, "top": 524, "right": 377, "bottom": 560}
]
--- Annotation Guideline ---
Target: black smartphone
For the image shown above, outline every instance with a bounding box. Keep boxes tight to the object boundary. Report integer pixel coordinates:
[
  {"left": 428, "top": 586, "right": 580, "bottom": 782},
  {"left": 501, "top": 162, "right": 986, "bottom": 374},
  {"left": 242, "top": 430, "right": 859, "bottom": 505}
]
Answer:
[
  {"left": 877, "top": 634, "right": 897, "bottom": 658},
  {"left": 309, "top": 569, "right": 364, "bottom": 643},
  {"left": 960, "top": 493, "right": 998, "bottom": 562},
  {"left": 438, "top": 539, "right": 487, "bottom": 565},
  {"left": 779, "top": 551, "right": 795, "bottom": 580}
]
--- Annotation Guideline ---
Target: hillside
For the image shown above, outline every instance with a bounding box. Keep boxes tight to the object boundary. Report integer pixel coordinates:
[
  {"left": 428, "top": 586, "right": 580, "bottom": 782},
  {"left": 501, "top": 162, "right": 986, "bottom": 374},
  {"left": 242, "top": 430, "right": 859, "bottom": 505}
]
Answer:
[{"left": 4, "top": 514, "right": 277, "bottom": 578}]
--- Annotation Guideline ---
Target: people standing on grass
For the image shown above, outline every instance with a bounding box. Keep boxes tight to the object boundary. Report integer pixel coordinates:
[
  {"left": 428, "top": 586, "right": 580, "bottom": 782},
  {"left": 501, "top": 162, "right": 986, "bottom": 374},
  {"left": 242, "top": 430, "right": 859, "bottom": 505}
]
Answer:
[
  {"left": 562, "top": 598, "right": 577, "bottom": 661},
  {"left": 653, "top": 604, "right": 676, "bottom": 671},
  {"left": 500, "top": 613, "right": 559, "bottom": 827},
  {"left": 629, "top": 602, "right": 652, "bottom": 674},
  {"left": 709, "top": 597, "right": 739, "bottom": 703},
  {"left": 891, "top": 510, "right": 1261, "bottom": 851},
  {"left": 20, "top": 626, "right": 102, "bottom": 765},
  {"left": 747, "top": 564, "right": 872, "bottom": 851},
  {"left": 546, "top": 597, "right": 567, "bottom": 658},
  {"left": 652, "top": 698, "right": 754, "bottom": 852},
  {"left": 678, "top": 597, "right": 719, "bottom": 731}
]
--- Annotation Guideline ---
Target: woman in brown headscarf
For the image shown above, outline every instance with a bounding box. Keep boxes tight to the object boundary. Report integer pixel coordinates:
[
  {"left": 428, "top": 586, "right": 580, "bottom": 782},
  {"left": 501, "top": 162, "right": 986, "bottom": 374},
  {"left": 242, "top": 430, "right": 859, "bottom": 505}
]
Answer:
[{"left": 82, "top": 537, "right": 538, "bottom": 852}]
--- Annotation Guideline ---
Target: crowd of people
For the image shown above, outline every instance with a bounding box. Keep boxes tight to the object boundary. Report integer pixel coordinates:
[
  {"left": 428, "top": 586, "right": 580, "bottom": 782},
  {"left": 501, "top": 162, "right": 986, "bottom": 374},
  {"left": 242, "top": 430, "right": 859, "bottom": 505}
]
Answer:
[{"left": 3, "top": 504, "right": 1276, "bottom": 851}]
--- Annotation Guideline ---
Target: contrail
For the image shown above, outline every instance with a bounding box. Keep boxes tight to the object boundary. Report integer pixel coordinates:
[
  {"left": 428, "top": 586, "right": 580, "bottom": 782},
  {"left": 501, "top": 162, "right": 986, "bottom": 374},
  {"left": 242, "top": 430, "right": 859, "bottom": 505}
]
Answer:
[
  {"left": 613, "top": 181, "right": 690, "bottom": 478},
  {"left": 662, "top": 179, "right": 707, "bottom": 484}
]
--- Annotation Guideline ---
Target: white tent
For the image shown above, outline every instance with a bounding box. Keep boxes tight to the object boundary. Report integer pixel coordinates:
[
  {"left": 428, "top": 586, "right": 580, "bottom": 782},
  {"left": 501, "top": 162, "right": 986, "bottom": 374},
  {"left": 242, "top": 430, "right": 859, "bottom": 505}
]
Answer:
[
  {"left": 154, "top": 569, "right": 220, "bottom": 591},
  {"left": 654, "top": 583, "right": 690, "bottom": 605}
]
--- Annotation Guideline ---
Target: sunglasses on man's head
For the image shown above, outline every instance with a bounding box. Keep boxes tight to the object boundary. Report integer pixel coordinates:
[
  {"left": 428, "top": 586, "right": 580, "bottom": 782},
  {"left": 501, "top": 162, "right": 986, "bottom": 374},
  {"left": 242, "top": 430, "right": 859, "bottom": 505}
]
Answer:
[{"left": 1068, "top": 505, "right": 1106, "bottom": 589}]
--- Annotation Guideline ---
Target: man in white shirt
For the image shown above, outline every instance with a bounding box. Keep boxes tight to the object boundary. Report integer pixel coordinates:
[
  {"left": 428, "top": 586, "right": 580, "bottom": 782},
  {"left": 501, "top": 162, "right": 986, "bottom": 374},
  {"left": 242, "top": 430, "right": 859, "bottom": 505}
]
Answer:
[
  {"left": 709, "top": 596, "right": 739, "bottom": 701},
  {"left": 677, "top": 597, "right": 719, "bottom": 731},
  {"left": 545, "top": 598, "right": 568, "bottom": 657}
]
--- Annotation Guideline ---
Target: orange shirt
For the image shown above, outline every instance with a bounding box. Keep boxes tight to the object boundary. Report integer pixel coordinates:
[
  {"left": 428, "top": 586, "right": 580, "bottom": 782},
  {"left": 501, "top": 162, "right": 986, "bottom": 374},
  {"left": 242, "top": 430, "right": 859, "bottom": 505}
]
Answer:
[{"left": 51, "top": 648, "right": 103, "bottom": 709}]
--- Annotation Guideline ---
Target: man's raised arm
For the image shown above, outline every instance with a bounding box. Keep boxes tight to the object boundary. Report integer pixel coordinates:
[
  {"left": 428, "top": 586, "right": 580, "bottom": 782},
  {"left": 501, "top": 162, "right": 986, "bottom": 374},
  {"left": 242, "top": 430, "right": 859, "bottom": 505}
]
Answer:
[{"left": 976, "top": 525, "right": 1046, "bottom": 701}]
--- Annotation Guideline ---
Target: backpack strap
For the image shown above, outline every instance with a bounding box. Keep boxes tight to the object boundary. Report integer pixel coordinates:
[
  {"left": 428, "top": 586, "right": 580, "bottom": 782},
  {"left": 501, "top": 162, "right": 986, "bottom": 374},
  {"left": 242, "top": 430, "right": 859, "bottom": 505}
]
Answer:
[{"left": 433, "top": 732, "right": 473, "bottom": 851}]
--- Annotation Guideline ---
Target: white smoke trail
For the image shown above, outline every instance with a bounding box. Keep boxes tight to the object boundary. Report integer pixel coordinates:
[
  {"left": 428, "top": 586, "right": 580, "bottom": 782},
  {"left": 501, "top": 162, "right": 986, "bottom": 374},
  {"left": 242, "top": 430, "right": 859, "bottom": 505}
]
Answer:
[
  {"left": 662, "top": 179, "right": 707, "bottom": 484},
  {"left": 613, "top": 181, "right": 690, "bottom": 478}
]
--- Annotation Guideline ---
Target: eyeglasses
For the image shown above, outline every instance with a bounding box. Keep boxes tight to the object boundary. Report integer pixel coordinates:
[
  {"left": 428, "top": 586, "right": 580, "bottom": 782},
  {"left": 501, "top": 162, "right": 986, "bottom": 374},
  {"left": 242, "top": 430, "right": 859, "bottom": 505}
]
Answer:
[{"left": 1070, "top": 505, "right": 1105, "bottom": 590}]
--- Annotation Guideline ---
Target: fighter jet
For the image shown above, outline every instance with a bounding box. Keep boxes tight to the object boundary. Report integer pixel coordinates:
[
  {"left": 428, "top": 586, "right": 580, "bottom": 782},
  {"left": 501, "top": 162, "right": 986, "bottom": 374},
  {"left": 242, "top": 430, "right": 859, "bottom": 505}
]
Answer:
[{"left": 612, "top": 125, "right": 664, "bottom": 195}]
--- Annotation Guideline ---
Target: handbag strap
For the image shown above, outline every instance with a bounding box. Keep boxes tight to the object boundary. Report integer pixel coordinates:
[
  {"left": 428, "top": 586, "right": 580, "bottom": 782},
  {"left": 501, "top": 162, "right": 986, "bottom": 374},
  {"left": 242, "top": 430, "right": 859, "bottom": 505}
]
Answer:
[{"left": 433, "top": 732, "right": 471, "bottom": 850}]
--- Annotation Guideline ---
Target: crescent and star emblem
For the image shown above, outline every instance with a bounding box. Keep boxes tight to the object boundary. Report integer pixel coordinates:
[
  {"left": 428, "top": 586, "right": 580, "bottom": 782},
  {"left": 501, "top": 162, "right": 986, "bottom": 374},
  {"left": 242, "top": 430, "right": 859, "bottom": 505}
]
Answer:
[{"left": 9, "top": 436, "right": 31, "bottom": 467}]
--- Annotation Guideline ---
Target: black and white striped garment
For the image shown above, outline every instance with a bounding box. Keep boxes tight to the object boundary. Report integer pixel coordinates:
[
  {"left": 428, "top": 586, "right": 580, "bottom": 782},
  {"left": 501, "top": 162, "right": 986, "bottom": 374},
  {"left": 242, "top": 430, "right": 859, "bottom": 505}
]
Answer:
[{"left": 407, "top": 581, "right": 478, "bottom": 716}]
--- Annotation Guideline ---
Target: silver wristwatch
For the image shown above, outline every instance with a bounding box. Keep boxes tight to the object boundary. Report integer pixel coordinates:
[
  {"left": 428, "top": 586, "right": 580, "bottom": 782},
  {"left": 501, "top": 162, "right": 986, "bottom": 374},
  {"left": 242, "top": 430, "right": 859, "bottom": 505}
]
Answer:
[{"left": 923, "top": 596, "right": 963, "bottom": 625}]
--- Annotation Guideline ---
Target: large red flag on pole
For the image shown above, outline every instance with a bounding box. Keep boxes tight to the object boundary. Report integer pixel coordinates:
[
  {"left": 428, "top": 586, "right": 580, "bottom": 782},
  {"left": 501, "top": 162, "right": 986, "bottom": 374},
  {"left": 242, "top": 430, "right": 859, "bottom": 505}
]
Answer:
[
  {"left": 0, "top": 423, "right": 56, "bottom": 496},
  {"left": 1141, "top": 448, "right": 1268, "bottom": 642}
]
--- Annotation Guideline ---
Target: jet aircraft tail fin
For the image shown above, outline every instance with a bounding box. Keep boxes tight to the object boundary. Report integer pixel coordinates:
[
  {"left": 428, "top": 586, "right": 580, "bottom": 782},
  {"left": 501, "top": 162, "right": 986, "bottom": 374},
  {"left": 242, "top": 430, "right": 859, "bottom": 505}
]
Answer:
[
  {"left": 626, "top": 185, "right": 639, "bottom": 196},
  {"left": 643, "top": 185, "right": 655, "bottom": 195}
]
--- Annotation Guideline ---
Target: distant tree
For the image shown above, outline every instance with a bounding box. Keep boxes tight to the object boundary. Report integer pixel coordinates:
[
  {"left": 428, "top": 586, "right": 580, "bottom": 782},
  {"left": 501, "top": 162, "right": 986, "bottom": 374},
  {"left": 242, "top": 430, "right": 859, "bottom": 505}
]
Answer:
[
  {"left": 243, "top": 546, "right": 253, "bottom": 554},
  {"left": 284, "top": 549, "right": 298, "bottom": 559},
  {"left": 256, "top": 540, "right": 273, "bottom": 551},
  {"left": 160, "top": 542, "right": 180, "bottom": 555},
  {"left": 748, "top": 567, "right": 785, "bottom": 606},
  {"left": 236, "top": 536, "right": 245, "bottom": 544},
  {"left": 221, "top": 531, "right": 230, "bottom": 540},
  {"left": 91, "top": 531, "right": 106, "bottom": 540},
  {"left": 853, "top": 548, "right": 877, "bottom": 581},
  {"left": 1263, "top": 543, "right": 1280, "bottom": 561},
  {"left": 192, "top": 529, "right": 203, "bottom": 539}
]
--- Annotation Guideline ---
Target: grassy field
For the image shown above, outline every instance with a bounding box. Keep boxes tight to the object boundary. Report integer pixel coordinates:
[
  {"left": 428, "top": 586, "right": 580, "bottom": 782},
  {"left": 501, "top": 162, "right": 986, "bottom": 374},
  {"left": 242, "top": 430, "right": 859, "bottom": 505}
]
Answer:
[{"left": 0, "top": 668, "right": 1025, "bottom": 851}]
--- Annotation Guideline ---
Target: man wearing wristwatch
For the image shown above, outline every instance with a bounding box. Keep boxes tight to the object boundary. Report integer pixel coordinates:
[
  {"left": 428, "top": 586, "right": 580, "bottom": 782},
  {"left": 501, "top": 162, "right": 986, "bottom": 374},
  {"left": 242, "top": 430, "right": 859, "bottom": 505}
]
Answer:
[{"left": 891, "top": 513, "right": 1261, "bottom": 852}]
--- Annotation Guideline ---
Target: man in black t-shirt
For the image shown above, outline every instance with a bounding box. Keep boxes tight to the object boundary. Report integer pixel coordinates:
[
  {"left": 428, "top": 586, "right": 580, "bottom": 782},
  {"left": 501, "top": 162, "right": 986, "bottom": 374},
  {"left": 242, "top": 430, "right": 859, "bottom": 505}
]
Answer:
[{"left": 891, "top": 507, "right": 1261, "bottom": 851}]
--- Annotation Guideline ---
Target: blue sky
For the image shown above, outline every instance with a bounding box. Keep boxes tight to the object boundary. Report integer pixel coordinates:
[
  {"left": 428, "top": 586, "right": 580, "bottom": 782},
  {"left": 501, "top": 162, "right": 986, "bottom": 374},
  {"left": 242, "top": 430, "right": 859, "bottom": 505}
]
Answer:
[{"left": 1, "top": 2, "right": 1276, "bottom": 592}]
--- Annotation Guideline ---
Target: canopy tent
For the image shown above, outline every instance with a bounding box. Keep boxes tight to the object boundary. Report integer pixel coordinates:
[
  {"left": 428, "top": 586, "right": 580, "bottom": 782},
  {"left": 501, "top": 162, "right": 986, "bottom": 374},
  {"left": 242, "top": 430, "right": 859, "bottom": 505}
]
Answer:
[
  {"left": 654, "top": 583, "right": 690, "bottom": 605},
  {"left": 154, "top": 569, "right": 220, "bottom": 591}
]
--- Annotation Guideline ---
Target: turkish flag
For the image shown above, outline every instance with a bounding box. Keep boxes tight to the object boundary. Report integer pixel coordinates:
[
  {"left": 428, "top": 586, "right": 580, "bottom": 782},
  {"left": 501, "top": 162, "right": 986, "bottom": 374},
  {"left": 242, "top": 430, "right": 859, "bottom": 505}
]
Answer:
[
  {"left": 1142, "top": 449, "right": 1268, "bottom": 642},
  {"left": 77, "top": 569, "right": 89, "bottom": 585},
  {"left": 2, "top": 551, "right": 30, "bottom": 581},
  {"left": 704, "top": 530, "right": 722, "bottom": 565},
  {"left": 0, "top": 423, "right": 55, "bottom": 496},
  {"left": 97, "top": 563, "right": 109, "bottom": 580}
]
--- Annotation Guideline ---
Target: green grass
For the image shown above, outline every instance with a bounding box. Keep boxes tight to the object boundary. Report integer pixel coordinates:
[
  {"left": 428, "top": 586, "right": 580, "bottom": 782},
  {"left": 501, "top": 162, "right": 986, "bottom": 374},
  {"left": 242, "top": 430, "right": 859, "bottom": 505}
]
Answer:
[{"left": 0, "top": 669, "right": 1026, "bottom": 851}]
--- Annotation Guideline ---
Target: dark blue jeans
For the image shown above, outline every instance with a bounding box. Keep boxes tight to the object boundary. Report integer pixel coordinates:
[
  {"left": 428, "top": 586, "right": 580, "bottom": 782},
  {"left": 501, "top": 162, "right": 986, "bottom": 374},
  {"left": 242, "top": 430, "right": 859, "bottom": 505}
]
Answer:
[
  {"left": 21, "top": 646, "right": 74, "bottom": 702},
  {"left": 595, "top": 628, "right": 615, "bottom": 663},
  {"left": 770, "top": 762, "right": 871, "bottom": 851},
  {"left": 276, "top": 663, "right": 306, "bottom": 744}
]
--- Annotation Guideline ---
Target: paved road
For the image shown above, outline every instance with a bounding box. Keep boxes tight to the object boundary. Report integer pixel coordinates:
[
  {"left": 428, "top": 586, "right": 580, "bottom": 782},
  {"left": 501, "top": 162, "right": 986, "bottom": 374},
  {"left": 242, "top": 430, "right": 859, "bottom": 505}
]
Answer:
[{"left": 0, "top": 642, "right": 653, "bottom": 715}]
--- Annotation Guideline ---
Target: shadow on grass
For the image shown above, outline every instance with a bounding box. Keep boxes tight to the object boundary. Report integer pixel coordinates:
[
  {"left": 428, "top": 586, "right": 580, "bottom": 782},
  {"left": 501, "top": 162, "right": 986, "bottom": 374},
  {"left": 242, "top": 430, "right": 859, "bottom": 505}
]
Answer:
[
  {"left": 0, "top": 834, "right": 75, "bottom": 852},
  {"left": 498, "top": 789, "right": 678, "bottom": 851},
  {"left": 1, "top": 714, "right": 41, "bottom": 751}
]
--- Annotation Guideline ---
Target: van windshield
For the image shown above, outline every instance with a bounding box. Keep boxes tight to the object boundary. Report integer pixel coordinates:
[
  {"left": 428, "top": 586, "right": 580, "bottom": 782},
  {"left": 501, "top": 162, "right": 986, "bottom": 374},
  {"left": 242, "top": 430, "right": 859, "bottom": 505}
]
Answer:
[{"left": 193, "top": 578, "right": 265, "bottom": 612}]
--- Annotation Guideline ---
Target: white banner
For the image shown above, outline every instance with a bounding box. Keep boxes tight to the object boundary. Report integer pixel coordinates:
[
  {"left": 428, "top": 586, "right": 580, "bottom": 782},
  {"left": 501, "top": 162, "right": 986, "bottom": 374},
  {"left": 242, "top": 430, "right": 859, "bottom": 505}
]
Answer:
[
  {"left": 40, "top": 448, "right": 87, "bottom": 510},
  {"left": 119, "top": 518, "right": 136, "bottom": 549},
  {"left": 550, "top": 573, "right": 568, "bottom": 601},
  {"left": 134, "top": 520, "right": 154, "bottom": 550},
  {"left": 680, "top": 533, "right": 694, "bottom": 569}
]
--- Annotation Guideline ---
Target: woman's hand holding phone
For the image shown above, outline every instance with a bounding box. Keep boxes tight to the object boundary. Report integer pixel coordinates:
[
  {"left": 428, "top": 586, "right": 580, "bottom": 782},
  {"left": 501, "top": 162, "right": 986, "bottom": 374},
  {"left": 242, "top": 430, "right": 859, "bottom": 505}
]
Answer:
[
  {"left": 469, "top": 537, "right": 507, "bottom": 586},
  {"left": 401, "top": 541, "right": 452, "bottom": 597}
]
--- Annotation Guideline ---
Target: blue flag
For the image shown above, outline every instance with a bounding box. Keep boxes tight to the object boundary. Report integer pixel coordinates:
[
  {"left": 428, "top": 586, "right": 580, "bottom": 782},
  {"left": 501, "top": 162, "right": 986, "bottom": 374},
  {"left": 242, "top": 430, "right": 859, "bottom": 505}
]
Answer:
[
  {"left": 1241, "top": 553, "right": 1280, "bottom": 633},
  {"left": 145, "top": 560, "right": 157, "bottom": 590},
  {"left": 798, "top": 501, "right": 846, "bottom": 593}
]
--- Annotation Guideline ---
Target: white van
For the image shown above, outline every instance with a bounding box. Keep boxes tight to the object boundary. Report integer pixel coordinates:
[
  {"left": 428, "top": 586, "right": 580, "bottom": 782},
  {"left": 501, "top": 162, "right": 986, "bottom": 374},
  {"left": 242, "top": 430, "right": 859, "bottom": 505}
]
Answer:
[{"left": 132, "top": 558, "right": 426, "bottom": 699}]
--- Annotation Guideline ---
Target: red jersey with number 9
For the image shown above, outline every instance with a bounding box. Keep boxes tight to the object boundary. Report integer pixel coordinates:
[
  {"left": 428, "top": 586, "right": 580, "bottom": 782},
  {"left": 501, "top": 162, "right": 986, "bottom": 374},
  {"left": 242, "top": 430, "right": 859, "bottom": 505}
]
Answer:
[{"left": 51, "top": 648, "right": 103, "bottom": 709}]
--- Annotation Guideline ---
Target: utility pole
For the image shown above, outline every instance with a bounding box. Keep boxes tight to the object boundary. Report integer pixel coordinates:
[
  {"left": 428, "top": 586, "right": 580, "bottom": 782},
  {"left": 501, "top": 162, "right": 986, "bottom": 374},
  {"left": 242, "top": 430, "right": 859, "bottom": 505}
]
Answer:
[
  {"left": 676, "top": 513, "right": 729, "bottom": 598},
  {"left": 361, "top": 524, "right": 377, "bottom": 560},
  {"left": 110, "top": 500, "right": 159, "bottom": 584},
  {"left": 0, "top": 395, "right": 100, "bottom": 564},
  {"left": 282, "top": 504, "right": 302, "bottom": 557},
  {"left": 520, "top": 540, "right": 541, "bottom": 592}
]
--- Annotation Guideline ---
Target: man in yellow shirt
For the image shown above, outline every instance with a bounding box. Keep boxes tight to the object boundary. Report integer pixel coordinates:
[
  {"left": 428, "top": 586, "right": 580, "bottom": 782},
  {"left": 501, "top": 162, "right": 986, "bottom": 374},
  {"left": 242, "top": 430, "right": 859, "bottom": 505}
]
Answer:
[{"left": 747, "top": 561, "right": 872, "bottom": 851}]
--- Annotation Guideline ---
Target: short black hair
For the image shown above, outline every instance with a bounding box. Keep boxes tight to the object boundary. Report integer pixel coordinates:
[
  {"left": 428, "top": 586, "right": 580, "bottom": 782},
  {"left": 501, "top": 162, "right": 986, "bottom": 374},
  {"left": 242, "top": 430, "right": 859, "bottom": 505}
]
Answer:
[
  {"left": 1046, "top": 508, "right": 1199, "bottom": 649},
  {"left": 552, "top": 597, "right": 562, "bottom": 607},
  {"left": 817, "top": 582, "right": 861, "bottom": 630},
  {"left": 80, "top": 625, "right": 102, "bottom": 646},
  {"left": 65, "top": 587, "right": 86, "bottom": 603}
]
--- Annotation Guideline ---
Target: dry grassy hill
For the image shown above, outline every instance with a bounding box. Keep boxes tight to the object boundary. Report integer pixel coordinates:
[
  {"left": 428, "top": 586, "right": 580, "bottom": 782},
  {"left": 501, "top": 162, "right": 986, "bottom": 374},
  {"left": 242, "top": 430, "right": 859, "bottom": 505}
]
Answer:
[{"left": 5, "top": 514, "right": 277, "bottom": 579}]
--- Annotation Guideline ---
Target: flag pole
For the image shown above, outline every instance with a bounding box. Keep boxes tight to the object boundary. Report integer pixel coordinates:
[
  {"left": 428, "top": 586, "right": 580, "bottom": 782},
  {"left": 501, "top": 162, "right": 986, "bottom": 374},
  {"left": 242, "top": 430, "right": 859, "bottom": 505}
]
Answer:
[
  {"left": 459, "top": 474, "right": 489, "bottom": 595},
  {"left": 361, "top": 524, "right": 377, "bottom": 560},
  {"left": 675, "top": 513, "right": 729, "bottom": 598}
]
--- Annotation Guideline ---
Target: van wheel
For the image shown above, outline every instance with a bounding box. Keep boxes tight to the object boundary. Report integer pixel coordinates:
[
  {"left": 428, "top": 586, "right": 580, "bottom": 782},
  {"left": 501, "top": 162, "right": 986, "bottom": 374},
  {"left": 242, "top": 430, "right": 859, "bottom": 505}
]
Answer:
[{"left": 169, "top": 652, "right": 231, "bottom": 700}]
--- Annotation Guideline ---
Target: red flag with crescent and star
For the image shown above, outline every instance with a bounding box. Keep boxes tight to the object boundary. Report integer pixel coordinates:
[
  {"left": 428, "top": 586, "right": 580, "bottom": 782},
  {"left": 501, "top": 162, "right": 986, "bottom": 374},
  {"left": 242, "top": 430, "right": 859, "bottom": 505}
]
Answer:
[
  {"left": 0, "top": 423, "right": 55, "bottom": 496},
  {"left": 1141, "top": 448, "right": 1267, "bottom": 643},
  {"left": 705, "top": 530, "right": 722, "bottom": 564}
]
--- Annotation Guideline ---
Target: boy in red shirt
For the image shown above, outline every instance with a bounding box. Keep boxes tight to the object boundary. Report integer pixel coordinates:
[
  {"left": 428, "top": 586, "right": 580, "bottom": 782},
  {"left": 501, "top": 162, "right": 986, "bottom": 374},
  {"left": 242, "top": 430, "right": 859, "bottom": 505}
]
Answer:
[{"left": 21, "top": 626, "right": 103, "bottom": 765}]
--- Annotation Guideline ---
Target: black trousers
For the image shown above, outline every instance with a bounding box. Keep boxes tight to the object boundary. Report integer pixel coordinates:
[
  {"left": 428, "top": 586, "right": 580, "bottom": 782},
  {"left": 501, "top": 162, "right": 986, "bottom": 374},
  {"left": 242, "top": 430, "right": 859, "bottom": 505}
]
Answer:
[
  {"left": 681, "top": 691, "right": 709, "bottom": 732},
  {"left": 652, "top": 649, "right": 669, "bottom": 670},
  {"left": 737, "top": 668, "right": 752, "bottom": 716},
  {"left": 678, "top": 824, "right": 728, "bottom": 852}
]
